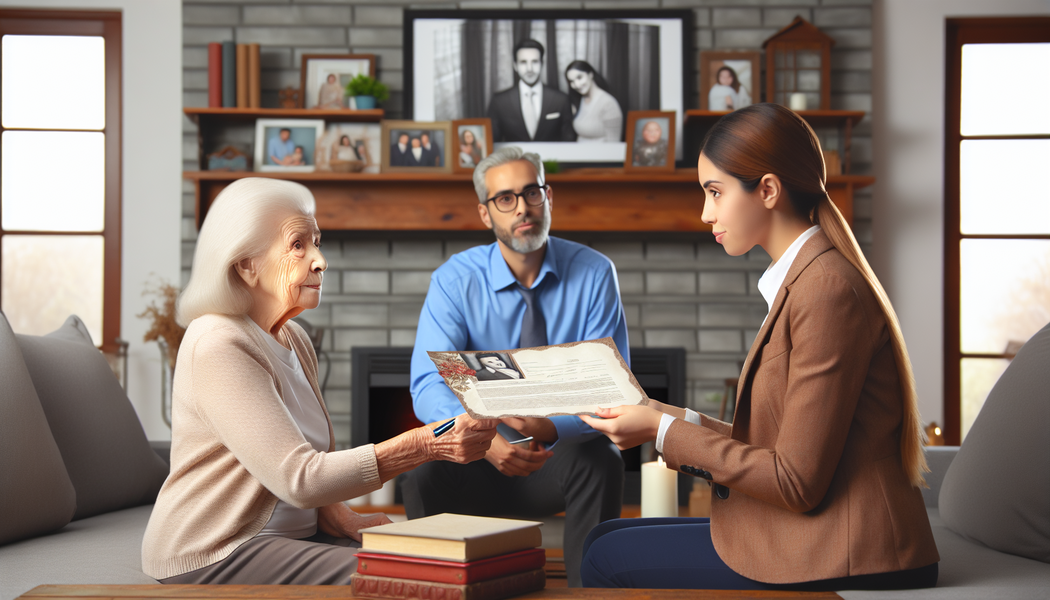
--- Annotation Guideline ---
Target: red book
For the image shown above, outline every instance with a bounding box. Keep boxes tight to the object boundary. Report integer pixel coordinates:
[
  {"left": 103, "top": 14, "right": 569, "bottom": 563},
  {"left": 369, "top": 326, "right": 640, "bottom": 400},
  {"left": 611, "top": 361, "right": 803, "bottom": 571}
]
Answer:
[
  {"left": 356, "top": 548, "right": 545, "bottom": 585},
  {"left": 207, "top": 42, "right": 222, "bottom": 108},
  {"left": 350, "top": 568, "right": 545, "bottom": 600}
]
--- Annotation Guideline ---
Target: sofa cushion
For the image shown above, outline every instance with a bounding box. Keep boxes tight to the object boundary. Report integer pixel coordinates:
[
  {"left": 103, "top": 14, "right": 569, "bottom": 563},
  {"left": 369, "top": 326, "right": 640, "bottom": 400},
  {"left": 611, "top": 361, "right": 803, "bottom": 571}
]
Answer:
[
  {"left": 15, "top": 316, "right": 169, "bottom": 521},
  {"left": 0, "top": 312, "right": 77, "bottom": 546},
  {"left": 939, "top": 320, "right": 1050, "bottom": 564}
]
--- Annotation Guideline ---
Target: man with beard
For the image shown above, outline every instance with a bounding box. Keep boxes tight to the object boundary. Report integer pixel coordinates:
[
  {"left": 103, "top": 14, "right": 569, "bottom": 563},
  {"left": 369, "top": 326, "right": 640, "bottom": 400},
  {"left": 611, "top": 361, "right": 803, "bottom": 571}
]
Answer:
[{"left": 402, "top": 146, "right": 628, "bottom": 588}]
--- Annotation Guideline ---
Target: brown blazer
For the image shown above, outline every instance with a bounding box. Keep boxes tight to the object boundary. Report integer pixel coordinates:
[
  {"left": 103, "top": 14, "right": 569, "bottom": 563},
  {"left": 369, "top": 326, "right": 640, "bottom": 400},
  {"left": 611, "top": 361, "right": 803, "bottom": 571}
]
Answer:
[{"left": 662, "top": 231, "right": 939, "bottom": 584}]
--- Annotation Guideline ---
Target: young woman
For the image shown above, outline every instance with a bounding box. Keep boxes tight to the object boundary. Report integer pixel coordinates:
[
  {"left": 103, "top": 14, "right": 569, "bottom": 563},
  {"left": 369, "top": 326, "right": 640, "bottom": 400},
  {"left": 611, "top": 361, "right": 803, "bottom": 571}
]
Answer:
[
  {"left": 564, "top": 60, "right": 623, "bottom": 143},
  {"left": 579, "top": 103, "right": 939, "bottom": 591}
]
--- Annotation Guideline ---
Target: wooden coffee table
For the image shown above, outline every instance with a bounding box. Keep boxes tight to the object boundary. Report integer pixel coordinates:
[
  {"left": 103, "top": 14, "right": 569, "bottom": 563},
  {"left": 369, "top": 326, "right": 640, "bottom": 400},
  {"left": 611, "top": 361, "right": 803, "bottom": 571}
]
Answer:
[{"left": 19, "top": 584, "right": 842, "bottom": 599}]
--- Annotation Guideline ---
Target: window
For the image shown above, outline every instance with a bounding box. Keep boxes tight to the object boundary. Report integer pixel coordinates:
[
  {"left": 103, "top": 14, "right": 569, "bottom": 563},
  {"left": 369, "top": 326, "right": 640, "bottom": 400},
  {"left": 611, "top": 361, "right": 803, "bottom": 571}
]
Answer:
[
  {"left": 0, "top": 10, "right": 121, "bottom": 349},
  {"left": 944, "top": 18, "right": 1050, "bottom": 444}
]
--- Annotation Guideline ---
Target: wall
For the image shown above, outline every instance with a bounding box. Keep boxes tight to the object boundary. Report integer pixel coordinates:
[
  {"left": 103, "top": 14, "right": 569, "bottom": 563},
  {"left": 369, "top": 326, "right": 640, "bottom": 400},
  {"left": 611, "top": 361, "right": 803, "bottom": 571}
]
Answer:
[
  {"left": 181, "top": 0, "right": 874, "bottom": 449},
  {"left": 0, "top": 0, "right": 183, "bottom": 440},
  {"left": 871, "top": 0, "right": 1050, "bottom": 429}
]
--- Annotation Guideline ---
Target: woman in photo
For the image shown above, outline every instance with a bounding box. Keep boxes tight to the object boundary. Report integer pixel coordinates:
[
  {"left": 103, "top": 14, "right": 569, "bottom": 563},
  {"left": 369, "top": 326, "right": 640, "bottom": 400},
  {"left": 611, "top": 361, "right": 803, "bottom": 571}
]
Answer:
[
  {"left": 579, "top": 103, "right": 939, "bottom": 592},
  {"left": 707, "top": 65, "right": 751, "bottom": 111},
  {"left": 458, "top": 128, "right": 483, "bottom": 168},
  {"left": 332, "top": 135, "right": 359, "bottom": 161},
  {"left": 565, "top": 60, "right": 623, "bottom": 143},
  {"left": 315, "top": 73, "right": 343, "bottom": 110}
]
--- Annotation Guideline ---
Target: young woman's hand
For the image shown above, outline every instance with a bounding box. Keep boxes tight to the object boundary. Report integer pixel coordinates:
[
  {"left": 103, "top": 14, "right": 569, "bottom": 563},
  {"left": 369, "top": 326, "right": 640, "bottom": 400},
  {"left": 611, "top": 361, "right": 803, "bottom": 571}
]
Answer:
[
  {"left": 317, "top": 502, "right": 392, "bottom": 542},
  {"left": 580, "top": 404, "right": 663, "bottom": 451}
]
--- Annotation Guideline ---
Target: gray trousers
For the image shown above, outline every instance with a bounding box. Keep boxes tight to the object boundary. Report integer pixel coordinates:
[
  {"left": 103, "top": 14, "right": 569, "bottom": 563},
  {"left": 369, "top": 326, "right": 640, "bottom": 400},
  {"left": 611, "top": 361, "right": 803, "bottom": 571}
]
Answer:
[
  {"left": 160, "top": 532, "right": 360, "bottom": 585},
  {"left": 400, "top": 436, "right": 624, "bottom": 588}
]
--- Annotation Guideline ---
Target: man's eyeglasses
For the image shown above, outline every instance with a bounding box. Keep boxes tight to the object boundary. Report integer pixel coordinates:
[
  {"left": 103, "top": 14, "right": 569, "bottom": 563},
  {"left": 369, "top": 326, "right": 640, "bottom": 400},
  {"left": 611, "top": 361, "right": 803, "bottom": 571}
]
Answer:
[{"left": 484, "top": 185, "right": 549, "bottom": 213}]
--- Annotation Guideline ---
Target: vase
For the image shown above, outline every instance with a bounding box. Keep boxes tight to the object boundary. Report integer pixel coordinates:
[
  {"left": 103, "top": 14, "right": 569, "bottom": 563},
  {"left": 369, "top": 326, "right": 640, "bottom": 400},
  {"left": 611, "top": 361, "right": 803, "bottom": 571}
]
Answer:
[{"left": 354, "top": 95, "right": 377, "bottom": 110}]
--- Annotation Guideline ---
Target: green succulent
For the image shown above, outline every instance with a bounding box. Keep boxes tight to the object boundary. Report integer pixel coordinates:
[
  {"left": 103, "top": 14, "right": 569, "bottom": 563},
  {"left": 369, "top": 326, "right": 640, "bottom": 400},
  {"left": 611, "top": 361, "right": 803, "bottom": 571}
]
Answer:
[{"left": 344, "top": 74, "right": 390, "bottom": 104}]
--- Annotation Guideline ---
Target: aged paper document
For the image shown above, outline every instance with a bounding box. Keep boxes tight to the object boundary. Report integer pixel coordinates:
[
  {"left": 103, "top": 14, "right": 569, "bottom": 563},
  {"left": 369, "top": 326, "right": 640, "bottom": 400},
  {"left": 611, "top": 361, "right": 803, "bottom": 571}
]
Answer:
[{"left": 426, "top": 338, "right": 647, "bottom": 419}]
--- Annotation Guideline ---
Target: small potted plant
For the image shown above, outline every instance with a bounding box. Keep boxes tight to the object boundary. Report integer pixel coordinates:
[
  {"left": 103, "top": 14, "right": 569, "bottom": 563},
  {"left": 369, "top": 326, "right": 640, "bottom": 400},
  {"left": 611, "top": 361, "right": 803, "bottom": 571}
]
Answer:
[{"left": 345, "top": 74, "right": 389, "bottom": 110}]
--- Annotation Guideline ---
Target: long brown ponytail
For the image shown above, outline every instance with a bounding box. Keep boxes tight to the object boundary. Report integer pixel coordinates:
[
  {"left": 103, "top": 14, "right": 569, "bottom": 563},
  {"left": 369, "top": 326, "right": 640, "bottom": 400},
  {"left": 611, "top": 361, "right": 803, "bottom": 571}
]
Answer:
[{"left": 701, "top": 103, "right": 929, "bottom": 488}]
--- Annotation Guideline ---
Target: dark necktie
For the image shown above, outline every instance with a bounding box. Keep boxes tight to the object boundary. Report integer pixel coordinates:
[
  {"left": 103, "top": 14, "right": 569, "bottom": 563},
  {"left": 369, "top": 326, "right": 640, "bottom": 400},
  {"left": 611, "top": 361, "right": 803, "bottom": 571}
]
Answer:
[{"left": 518, "top": 285, "right": 547, "bottom": 348}]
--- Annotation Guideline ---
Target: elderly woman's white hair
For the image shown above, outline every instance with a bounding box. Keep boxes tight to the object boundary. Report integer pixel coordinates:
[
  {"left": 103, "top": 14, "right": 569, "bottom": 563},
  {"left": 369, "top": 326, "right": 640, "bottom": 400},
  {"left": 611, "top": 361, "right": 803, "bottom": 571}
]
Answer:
[{"left": 177, "top": 178, "right": 316, "bottom": 327}]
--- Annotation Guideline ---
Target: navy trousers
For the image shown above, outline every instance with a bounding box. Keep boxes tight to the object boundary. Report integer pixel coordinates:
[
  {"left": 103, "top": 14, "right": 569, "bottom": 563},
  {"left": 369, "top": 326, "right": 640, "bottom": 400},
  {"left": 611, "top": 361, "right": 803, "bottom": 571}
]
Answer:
[{"left": 581, "top": 517, "right": 938, "bottom": 591}]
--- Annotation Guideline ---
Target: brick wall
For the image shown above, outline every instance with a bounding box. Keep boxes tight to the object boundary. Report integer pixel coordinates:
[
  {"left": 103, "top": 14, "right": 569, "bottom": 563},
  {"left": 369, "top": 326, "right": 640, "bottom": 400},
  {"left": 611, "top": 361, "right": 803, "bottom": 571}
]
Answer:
[{"left": 181, "top": 0, "right": 873, "bottom": 448}]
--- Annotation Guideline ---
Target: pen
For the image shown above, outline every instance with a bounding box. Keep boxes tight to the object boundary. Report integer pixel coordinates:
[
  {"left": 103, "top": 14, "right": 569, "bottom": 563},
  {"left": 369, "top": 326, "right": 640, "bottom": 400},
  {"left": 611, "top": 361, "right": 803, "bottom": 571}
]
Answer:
[{"left": 432, "top": 418, "right": 456, "bottom": 437}]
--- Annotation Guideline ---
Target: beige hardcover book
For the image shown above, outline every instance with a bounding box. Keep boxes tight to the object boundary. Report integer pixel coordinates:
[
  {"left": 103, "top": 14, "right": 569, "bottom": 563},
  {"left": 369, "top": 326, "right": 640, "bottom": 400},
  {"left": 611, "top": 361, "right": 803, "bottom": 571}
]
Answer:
[{"left": 360, "top": 514, "right": 542, "bottom": 562}]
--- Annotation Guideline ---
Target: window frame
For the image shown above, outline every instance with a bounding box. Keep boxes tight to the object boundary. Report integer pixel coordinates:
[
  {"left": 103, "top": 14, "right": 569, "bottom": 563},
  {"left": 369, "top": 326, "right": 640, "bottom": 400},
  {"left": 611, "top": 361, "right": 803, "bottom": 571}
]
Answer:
[
  {"left": 0, "top": 9, "right": 122, "bottom": 350},
  {"left": 943, "top": 17, "right": 1050, "bottom": 444}
]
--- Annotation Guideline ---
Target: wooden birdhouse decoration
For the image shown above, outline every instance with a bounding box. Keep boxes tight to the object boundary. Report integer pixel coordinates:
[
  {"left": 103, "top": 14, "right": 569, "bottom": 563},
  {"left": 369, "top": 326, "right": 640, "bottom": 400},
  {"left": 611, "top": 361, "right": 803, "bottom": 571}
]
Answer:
[{"left": 762, "top": 16, "right": 835, "bottom": 110}]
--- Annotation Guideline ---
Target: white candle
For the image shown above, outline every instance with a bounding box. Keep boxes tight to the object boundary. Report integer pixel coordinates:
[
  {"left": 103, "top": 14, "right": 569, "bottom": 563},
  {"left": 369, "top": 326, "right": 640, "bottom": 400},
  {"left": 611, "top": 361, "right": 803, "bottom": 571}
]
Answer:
[
  {"left": 641, "top": 456, "right": 678, "bottom": 518},
  {"left": 369, "top": 478, "right": 396, "bottom": 506},
  {"left": 789, "top": 92, "right": 807, "bottom": 111}
]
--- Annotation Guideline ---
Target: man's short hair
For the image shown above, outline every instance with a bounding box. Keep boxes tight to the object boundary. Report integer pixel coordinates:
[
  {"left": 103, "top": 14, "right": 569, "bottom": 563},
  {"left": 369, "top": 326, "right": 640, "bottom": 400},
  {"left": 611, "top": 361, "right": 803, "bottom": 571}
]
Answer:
[
  {"left": 476, "top": 353, "right": 504, "bottom": 364},
  {"left": 280, "top": 128, "right": 291, "bottom": 134},
  {"left": 513, "top": 39, "right": 545, "bottom": 62},
  {"left": 472, "top": 146, "right": 545, "bottom": 204}
]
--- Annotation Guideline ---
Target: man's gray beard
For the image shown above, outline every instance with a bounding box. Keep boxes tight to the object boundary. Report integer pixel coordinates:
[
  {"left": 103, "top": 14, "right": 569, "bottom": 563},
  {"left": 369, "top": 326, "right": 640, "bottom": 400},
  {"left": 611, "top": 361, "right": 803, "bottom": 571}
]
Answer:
[{"left": 493, "top": 209, "right": 550, "bottom": 254}]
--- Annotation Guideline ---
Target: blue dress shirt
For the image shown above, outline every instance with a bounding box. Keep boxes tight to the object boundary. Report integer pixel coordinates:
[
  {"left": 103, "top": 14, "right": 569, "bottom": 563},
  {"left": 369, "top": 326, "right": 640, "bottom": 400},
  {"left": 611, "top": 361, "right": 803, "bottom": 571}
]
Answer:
[
  {"left": 410, "top": 236, "right": 630, "bottom": 446},
  {"left": 267, "top": 135, "right": 295, "bottom": 164}
]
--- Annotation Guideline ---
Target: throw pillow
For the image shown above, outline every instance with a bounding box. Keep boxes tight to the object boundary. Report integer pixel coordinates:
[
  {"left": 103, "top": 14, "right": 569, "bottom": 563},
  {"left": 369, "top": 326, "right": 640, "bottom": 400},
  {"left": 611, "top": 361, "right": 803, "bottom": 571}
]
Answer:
[
  {"left": 0, "top": 312, "right": 76, "bottom": 545},
  {"left": 939, "top": 320, "right": 1050, "bottom": 563},
  {"left": 16, "top": 316, "right": 169, "bottom": 521}
]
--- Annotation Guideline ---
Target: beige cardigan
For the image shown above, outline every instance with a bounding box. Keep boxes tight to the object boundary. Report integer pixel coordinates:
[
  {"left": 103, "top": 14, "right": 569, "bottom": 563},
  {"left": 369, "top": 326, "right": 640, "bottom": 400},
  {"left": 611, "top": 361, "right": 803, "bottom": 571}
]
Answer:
[{"left": 141, "top": 314, "right": 381, "bottom": 579}]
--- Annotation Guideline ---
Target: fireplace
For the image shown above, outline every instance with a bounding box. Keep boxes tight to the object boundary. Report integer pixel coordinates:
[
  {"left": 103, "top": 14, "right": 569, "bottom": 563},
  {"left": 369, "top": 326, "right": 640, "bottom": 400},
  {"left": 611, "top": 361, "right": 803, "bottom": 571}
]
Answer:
[{"left": 351, "top": 346, "right": 688, "bottom": 505}]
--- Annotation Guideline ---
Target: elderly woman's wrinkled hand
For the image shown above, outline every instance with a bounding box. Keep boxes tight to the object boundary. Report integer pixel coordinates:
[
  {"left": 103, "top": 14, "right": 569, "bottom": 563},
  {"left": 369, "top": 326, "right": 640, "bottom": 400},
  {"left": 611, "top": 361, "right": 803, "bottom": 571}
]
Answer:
[{"left": 427, "top": 414, "right": 499, "bottom": 464}]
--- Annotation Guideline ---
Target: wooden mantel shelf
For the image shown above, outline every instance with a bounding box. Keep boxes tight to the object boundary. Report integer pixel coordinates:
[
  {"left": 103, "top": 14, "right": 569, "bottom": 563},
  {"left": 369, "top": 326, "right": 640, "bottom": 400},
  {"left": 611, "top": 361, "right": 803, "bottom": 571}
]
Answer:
[{"left": 186, "top": 170, "right": 872, "bottom": 232}]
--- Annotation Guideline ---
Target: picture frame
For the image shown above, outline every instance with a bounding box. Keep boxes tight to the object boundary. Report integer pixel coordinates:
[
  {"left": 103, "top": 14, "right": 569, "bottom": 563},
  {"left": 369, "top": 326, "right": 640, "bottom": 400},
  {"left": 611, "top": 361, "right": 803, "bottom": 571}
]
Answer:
[
  {"left": 299, "top": 54, "right": 376, "bottom": 110},
  {"left": 380, "top": 120, "right": 453, "bottom": 174},
  {"left": 254, "top": 118, "right": 325, "bottom": 173},
  {"left": 316, "top": 122, "right": 382, "bottom": 174},
  {"left": 699, "top": 50, "right": 760, "bottom": 111},
  {"left": 404, "top": 9, "right": 693, "bottom": 165},
  {"left": 451, "top": 118, "right": 493, "bottom": 174},
  {"left": 624, "top": 110, "right": 676, "bottom": 173}
]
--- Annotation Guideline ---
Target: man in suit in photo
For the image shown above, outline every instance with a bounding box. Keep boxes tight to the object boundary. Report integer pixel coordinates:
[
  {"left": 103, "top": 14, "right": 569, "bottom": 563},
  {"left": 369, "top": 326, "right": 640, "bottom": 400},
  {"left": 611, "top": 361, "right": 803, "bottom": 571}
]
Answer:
[
  {"left": 421, "top": 132, "right": 443, "bottom": 167},
  {"left": 487, "top": 39, "right": 576, "bottom": 143},
  {"left": 390, "top": 132, "right": 410, "bottom": 166}
]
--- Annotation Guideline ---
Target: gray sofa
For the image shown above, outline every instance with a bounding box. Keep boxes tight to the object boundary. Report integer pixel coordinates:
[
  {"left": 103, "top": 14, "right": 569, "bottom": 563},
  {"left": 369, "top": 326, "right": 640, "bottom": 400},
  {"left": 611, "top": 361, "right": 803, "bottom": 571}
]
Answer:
[{"left": 2, "top": 312, "right": 1048, "bottom": 600}]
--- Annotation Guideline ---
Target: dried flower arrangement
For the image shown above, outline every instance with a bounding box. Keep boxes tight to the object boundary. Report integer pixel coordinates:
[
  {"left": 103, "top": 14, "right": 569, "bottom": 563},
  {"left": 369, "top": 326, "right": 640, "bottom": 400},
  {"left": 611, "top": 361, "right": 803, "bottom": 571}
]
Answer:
[{"left": 138, "top": 280, "right": 185, "bottom": 367}]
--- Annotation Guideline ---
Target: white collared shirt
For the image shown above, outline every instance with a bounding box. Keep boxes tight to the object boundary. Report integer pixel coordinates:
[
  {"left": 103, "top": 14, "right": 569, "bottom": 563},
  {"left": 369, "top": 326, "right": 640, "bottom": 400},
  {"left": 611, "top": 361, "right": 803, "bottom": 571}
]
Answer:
[
  {"left": 518, "top": 79, "right": 543, "bottom": 138},
  {"left": 654, "top": 225, "right": 822, "bottom": 455}
]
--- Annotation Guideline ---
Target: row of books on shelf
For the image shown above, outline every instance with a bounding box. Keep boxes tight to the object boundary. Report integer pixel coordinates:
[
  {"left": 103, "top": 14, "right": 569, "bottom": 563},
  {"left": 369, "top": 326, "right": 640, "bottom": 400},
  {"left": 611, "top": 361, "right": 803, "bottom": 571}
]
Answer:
[
  {"left": 352, "top": 513, "right": 547, "bottom": 600},
  {"left": 208, "top": 41, "right": 261, "bottom": 109}
]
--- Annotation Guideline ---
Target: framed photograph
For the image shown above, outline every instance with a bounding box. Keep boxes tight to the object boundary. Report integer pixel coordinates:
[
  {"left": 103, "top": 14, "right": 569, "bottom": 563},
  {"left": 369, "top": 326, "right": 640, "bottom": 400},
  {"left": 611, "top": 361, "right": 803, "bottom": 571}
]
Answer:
[
  {"left": 451, "top": 118, "right": 493, "bottom": 173},
  {"left": 699, "top": 50, "right": 759, "bottom": 111},
  {"left": 254, "top": 118, "right": 325, "bottom": 172},
  {"left": 316, "top": 123, "right": 382, "bottom": 174},
  {"left": 405, "top": 9, "right": 692, "bottom": 165},
  {"left": 380, "top": 120, "right": 453, "bottom": 173},
  {"left": 299, "top": 54, "right": 376, "bottom": 110},
  {"left": 624, "top": 110, "right": 676, "bottom": 173}
]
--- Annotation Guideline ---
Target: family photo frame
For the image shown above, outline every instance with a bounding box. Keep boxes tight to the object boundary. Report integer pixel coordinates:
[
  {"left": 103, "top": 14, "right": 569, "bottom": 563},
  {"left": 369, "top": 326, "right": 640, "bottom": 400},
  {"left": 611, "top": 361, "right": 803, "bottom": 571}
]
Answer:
[
  {"left": 404, "top": 9, "right": 693, "bottom": 166},
  {"left": 451, "top": 118, "right": 493, "bottom": 173},
  {"left": 380, "top": 119, "right": 453, "bottom": 173},
  {"left": 254, "top": 118, "right": 325, "bottom": 172},
  {"left": 624, "top": 110, "right": 676, "bottom": 173},
  {"left": 699, "top": 50, "right": 760, "bottom": 112},
  {"left": 299, "top": 54, "right": 376, "bottom": 110}
]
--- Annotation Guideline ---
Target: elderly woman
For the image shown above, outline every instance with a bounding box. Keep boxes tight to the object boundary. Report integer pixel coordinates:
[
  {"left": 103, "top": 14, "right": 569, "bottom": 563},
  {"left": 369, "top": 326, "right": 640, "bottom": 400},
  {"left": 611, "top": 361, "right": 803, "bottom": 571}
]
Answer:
[{"left": 142, "top": 178, "right": 497, "bottom": 585}]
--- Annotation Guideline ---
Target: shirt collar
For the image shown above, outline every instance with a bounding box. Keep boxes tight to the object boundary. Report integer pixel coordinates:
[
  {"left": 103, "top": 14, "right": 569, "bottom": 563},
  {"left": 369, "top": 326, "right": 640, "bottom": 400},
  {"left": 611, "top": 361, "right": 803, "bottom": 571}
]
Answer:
[
  {"left": 487, "top": 237, "right": 561, "bottom": 292},
  {"left": 757, "top": 225, "right": 821, "bottom": 315},
  {"left": 518, "top": 78, "right": 542, "bottom": 98}
]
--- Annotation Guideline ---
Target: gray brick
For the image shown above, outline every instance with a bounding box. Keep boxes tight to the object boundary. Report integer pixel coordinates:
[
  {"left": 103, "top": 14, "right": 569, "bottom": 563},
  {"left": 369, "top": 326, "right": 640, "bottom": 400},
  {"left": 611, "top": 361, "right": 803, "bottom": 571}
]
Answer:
[
  {"left": 183, "top": 47, "right": 209, "bottom": 69},
  {"left": 617, "top": 271, "right": 645, "bottom": 295},
  {"left": 183, "top": 0, "right": 282, "bottom": 3},
  {"left": 645, "top": 330, "right": 697, "bottom": 351},
  {"left": 355, "top": 48, "right": 404, "bottom": 71},
  {"left": 327, "top": 360, "right": 352, "bottom": 389},
  {"left": 243, "top": 6, "right": 353, "bottom": 26},
  {"left": 700, "top": 303, "right": 765, "bottom": 327},
  {"left": 236, "top": 27, "right": 348, "bottom": 47},
  {"left": 646, "top": 272, "right": 697, "bottom": 295},
  {"left": 390, "top": 329, "right": 418, "bottom": 347},
  {"left": 323, "top": 389, "right": 351, "bottom": 415},
  {"left": 712, "top": 8, "right": 761, "bottom": 28},
  {"left": 747, "top": 272, "right": 762, "bottom": 296},
  {"left": 642, "top": 303, "right": 698, "bottom": 327},
  {"left": 391, "top": 271, "right": 432, "bottom": 294},
  {"left": 344, "top": 240, "right": 389, "bottom": 261},
  {"left": 699, "top": 272, "right": 747, "bottom": 295},
  {"left": 261, "top": 48, "right": 294, "bottom": 70},
  {"left": 624, "top": 304, "right": 640, "bottom": 328},
  {"left": 182, "top": 137, "right": 198, "bottom": 162},
  {"left": 349, "top": 27, "right": 403, "bottom": 48},
  {"left": 300, "top": 304, "right": 331, "bottom": 327},
  {"left": 523, "top": 1, "right": 583, "bottom": 7},
  {"left": 181, "top": 217, "right": 198, "bottom": 242},
  {"left": 183, "top": 69, "right": 208, "bottom": 91},
  {"left": 445, "top": 239, "right": 487, "bottom": 258},
  {"left": 763, "top": 8, "right": 812, "bottom": 28},
  {"left": 292, "top": 47, "right": 352, "bottom": 66},
  {"left": 343, "top": 270, "right": 389, "bottom": 294},
  {"left": 391, "top": 303, "right": 424, "bottom": 327},
  {"left": 260, "top": 69, "right": 303, "bottom": 92},
  {"left": 333, "top": 304, "right": 388, "bottom": 327},
  {"left": 822, "top": 28, "right": 871, "bottom": 49},
  {"left": 646, "top": 242, "right": 694, "bottom": 261},
  {"left": 831, "top": 92, "right": 871, "bottom": 112},
  {"left": 591, "top": 242, "right": 644, "bottom": 261},
  {"left": 699, "top": 330, "right": 742, "bottom": 353},
  {"left": 354, "top": 6, "right": 404, "bottom": 26},
  {"left": 333, "top": 328, "right": 388, "bottom": 351},
  {"left": 714, "top": 28, "right": 777, "bottom": 49},
  {"left": 831, "top": 70, "right": 870, "bottom": 93},
  {"left": 183, "top": 27, "right": 233, "bottom": 45},
  {"left": 744, "top": 329, "right": 760, "bottom": 349},
  {"left": 820, "top": 0, "right": 872, "bottom": 4},
  {"left": 460, "top": 0, "right": 522, "bottom": 7},
  {"left": 831, "top": 49, "right": 872, "bottom": 71},
  {"left": 815, "top": 7, "right": 871, "bottom": 28},
  {"left": 747, "top": 247, "right": 771, "bottom": 263},
  {"left": 686, "top": 358, "right": 742, "bottom": 380},
  {"left": 697, "top": 29, "right": 713, "bottom": 49},
  {"left": 378, "top": 69, "right": 403, "bottom": 92},
  {"left": 180, "top": 269, "right": 191, "bottom": 289},
  {"left": 183, "top": 5, "right": 240, "bottom": 26},
  {"left": 584, "top": 1, "right": 659, "bottom": 7},
  {"left": 323, "top": 271, "right": 341, "bottom": 296},
  {"left": 392, "top": 241, "right": 443, "bottom": 263},
  {"left": 181, "top": 241, "right": 196, "bottom": 268},
  {"left": 693, "top": 8, "right": 710, "bottom": 27}
]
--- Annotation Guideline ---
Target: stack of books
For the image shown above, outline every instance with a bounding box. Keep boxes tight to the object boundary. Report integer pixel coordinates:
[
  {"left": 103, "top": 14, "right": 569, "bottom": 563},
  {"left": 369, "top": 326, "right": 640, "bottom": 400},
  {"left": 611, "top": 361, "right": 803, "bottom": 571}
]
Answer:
[
  {"left": 352, "top": 513, "right": 546, "bottom": 600},
  {"left": 207, "top": 41, "right": 260, "bottom": 109}
]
